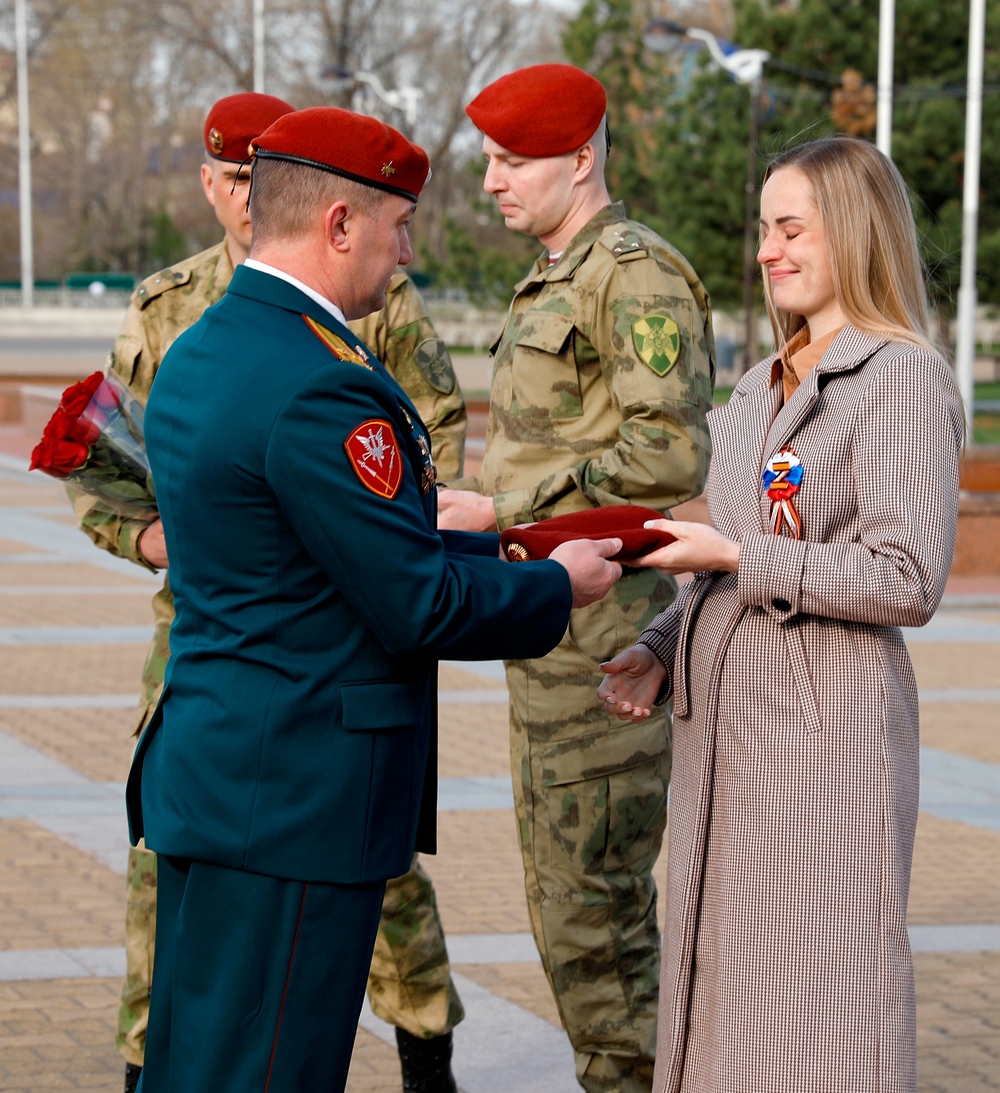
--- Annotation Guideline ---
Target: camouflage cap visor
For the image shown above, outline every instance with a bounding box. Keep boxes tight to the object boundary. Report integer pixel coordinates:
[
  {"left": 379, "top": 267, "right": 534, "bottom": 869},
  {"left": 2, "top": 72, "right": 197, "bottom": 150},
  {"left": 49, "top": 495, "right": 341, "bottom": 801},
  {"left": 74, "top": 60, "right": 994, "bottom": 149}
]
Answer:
[{"left": 632, "top": 315, "right": 681, "bottom": 376}]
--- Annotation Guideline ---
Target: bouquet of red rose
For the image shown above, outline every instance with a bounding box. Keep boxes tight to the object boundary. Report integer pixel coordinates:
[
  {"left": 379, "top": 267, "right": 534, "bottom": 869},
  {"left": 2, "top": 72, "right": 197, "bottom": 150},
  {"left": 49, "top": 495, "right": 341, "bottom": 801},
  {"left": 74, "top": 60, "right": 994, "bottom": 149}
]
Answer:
[{"left": 30, "top": 371, "right": 157, "bottom": 519}]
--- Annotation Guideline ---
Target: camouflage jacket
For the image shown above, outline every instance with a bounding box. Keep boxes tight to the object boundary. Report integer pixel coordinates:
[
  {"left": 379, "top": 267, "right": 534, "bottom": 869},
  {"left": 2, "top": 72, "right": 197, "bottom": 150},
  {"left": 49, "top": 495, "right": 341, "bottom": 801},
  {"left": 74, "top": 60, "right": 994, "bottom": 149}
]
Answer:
[
  {"left": 351, "top": 270, "right": 465, "bottom": 480},
  {"left": 73, "top": 243, "right": 466, "bottom": 724},
  {"left": 458, "top": 202, "right": 715, "bottom": 530}
]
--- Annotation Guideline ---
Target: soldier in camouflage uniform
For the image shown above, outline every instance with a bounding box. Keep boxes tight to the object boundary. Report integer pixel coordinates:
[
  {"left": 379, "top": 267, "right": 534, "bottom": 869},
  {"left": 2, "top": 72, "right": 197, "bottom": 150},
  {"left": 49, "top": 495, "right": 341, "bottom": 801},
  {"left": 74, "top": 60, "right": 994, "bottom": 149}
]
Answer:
[
  {"left": 439, "top": 66, "right": 714, "bottom": 1093},
  {"left": 72, "top": 93, "right": 467, "bottom": 1093}
]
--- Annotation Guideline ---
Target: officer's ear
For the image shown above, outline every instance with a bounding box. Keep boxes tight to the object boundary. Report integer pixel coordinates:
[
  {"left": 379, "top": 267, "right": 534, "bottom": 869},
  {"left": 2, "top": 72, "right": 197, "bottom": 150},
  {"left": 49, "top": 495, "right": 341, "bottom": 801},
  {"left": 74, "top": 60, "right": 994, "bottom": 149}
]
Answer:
[{"left": 325, "top": 201, "right": 352, "bottom": 252}]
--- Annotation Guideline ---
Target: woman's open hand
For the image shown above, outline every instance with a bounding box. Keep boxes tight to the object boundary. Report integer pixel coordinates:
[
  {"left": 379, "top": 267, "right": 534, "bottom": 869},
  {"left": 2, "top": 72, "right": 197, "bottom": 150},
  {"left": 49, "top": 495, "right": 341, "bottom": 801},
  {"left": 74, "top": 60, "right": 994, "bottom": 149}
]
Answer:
[
  {"left": 633, "top": 520, "right": 739, "bottom": 575},
  {"left": 598, "top": 644, "right": 668, "bottom": 723}
]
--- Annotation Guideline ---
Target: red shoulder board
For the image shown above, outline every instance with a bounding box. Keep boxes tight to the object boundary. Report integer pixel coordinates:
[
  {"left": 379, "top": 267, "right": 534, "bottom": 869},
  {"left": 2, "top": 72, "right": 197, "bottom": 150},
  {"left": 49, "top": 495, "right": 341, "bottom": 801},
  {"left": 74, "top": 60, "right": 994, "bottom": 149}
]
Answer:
[{"left": 345, "top": 419, "right": 403, "bottom": 500}]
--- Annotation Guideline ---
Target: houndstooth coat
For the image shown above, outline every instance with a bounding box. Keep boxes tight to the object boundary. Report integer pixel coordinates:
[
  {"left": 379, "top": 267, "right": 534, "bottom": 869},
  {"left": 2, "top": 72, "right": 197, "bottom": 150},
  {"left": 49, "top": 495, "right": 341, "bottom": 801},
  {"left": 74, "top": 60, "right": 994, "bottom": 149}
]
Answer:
[{"left": 638, "top": 327, "right": 963, "bottom": 1093}]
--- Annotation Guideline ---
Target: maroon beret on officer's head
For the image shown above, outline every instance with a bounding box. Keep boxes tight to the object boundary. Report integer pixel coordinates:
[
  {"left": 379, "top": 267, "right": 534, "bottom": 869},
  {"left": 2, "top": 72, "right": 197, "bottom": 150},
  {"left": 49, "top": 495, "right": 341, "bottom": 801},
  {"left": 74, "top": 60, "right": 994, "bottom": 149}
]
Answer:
[
  {"left": 203, "top": 92, "right": 296, "bottom": 163},
  {"left": 466, "top": 64, "right": 607, "bottom": 158},
  {"left": 250, "top": 107, "right": 431, "bottom": 203}
]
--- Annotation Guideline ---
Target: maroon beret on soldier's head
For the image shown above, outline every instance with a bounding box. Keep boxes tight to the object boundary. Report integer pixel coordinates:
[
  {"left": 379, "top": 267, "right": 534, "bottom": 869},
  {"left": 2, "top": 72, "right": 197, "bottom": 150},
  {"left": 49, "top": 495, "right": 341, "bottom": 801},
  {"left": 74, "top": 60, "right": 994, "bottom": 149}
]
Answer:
[
  {"left": 203, "top": 92, "right": 296, "bottom": 163},
  {"left": 250, "top": 107, "right": 431, "bottom": 203},
  {"left": 466, "top": 64, "right": 607, "bottom": 158}
]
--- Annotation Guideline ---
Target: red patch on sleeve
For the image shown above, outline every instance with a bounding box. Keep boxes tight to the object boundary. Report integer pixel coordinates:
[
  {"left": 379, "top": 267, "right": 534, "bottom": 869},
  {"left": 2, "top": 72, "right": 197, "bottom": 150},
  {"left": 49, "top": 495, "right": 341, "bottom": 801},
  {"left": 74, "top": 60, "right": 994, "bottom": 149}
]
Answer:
[{"left": 344, "top": 419, "right": 403, "bottom": 500}]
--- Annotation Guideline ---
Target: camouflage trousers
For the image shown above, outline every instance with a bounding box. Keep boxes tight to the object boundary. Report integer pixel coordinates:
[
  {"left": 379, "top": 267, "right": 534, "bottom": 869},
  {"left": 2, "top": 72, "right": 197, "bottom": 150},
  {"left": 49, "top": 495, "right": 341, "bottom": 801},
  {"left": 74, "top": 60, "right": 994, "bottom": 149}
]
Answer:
[
  {"left": 506, "top": 572, "right": 673, "bottom": 1093},
  {"left": 117, "top": 848, "right": 462, "bottom": 1065}
]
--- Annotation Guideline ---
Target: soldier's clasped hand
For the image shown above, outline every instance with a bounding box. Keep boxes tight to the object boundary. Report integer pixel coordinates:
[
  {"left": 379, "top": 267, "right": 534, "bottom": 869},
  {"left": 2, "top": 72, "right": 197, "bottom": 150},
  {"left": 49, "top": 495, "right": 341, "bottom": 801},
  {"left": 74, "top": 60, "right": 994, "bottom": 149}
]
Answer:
[{"left": 548, "top": 536, "right": 623, "bottom": 608}]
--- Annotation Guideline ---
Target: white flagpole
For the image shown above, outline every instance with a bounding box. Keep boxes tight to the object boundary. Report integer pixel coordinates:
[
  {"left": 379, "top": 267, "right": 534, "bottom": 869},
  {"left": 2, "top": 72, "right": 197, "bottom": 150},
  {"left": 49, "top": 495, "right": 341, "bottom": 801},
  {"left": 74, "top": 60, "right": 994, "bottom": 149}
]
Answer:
[
  {"left": 955, "top": 0, "right": 986, "bottom": 438},
  {"left": 15, "top": 0, "right": 34, "bottom": 308},
  {"left": 875, "top": 0, "right": 895, "bottom": 157}
]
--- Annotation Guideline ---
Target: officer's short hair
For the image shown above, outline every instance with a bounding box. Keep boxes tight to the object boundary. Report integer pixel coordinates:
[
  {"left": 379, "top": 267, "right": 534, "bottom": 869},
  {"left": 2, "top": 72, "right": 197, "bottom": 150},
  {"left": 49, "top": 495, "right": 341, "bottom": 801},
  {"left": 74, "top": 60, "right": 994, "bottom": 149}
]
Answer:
[{"left": 248, "top": 156, "right": 387, "bottom": 245}]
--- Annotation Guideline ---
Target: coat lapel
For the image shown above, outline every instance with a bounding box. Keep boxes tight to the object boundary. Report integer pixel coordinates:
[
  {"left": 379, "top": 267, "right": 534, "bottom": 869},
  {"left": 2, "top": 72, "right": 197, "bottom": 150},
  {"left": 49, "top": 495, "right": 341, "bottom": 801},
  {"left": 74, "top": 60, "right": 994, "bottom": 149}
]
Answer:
[
  {"left": 709, "top": 366, "right": 781, "bottom": 536},
  {"left": 759, "top": 326, "right": 888, "bottom": 472}
]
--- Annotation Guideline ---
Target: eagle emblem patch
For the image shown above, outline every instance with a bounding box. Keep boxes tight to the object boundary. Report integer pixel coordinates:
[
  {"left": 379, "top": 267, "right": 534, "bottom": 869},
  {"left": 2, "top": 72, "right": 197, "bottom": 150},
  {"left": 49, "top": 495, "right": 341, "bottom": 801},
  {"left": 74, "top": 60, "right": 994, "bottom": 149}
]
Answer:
[
  {"left": 632, "top": 314, "right": 681, "bottom": 376},
  {"left": 345, "top": 420, "right": 403, "bottom": 500}
]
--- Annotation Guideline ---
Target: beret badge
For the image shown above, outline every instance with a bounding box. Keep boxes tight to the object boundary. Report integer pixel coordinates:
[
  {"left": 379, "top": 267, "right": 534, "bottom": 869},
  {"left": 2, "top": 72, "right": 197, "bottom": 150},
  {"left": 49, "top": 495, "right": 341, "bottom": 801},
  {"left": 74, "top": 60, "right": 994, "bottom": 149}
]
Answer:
[
  {"left": 208, "top": 128, "right": 225, "bottom": 155},
  {"left": 381, "top": 161, "right": 396, "bottom": 177}
]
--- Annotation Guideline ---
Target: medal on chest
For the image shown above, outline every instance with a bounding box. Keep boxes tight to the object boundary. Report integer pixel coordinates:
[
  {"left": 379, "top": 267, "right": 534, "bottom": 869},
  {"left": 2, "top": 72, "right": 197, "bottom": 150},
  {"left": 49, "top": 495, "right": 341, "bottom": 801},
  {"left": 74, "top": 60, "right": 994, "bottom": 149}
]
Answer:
[
  {"left": 762, "top": 447, "right": 803, "bottom": 538},
  {"left": 399, "top": 405, "right": 437, "bottom": 495}
]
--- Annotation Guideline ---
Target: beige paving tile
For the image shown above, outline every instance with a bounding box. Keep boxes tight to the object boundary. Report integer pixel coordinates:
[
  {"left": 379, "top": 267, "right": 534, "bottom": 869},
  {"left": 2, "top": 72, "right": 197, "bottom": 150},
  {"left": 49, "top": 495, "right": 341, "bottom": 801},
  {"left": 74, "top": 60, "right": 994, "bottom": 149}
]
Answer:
[
  {"left": 909, "top": 814, "right": 1000, "bottom": 925},
  {"left": 439, "top": 703, "right": 510, "bottom": 778},
  {"left": 346, "top": 1028, "right": 404, "bottom": 1093},
  {"left": 460, "top": 963, "right": 562, "bottom": 1029},
  {"left": 0, "top": 645, "right": 148, "bottom": 696},
  {"left": 916, "top": 952, "right": 1000, "bottom": 1093},
  {"left": 910, "top": 644, "right": 1000, "bottom": 692},
  {"left": 0, "top": 821, "right": 123, "bottom": 951},
  {"left": 0, "top": 707, "right": 138, "bottom": 784},
  {"left": 0, "top": 563, "right": 154, "bottom": 588},
  {"left": 0, "top": 593, "right": 155, "bottom": 628},
  {"left": 922, "top": 703, "right": 1000, "bottom": 767},
  {"left": 0, "top": 538, "right": 42, "bottom": 555},
  {"left": 429, "top": 811, "right": 531, "bottom": 937},
  {"left": 0, "top": 978, "right": 122, "bottom": 1090},
  {"left": 439, "top": 664, "right": 506, "bottom": 691}
]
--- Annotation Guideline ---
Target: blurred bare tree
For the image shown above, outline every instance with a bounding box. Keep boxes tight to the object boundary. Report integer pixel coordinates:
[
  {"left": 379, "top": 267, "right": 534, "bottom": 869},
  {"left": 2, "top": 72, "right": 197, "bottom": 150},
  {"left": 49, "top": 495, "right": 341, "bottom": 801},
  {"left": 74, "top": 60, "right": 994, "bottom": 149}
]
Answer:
[{"left": 0, "top": 0, "right": 563, "bottom": 287}]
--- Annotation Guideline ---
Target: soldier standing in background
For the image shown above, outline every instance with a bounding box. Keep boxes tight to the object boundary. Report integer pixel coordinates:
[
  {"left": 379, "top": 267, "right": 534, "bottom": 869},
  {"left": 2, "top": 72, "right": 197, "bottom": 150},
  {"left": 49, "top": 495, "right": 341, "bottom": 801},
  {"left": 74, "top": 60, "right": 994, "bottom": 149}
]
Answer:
[
  {"left": 73, "top": 93, "right": 467, "bottom": 1093},
  {"left": 438, "top": 64, "right": 715, "bottom": 1093}
]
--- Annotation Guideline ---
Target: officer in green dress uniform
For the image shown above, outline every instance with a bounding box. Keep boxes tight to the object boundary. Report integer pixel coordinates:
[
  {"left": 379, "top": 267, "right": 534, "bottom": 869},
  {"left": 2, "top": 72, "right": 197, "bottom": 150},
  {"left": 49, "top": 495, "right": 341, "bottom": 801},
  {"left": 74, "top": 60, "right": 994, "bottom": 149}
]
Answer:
[
  {"left": 71, "top": 92, "right": 468, "bottom": 1093},
  {"left": 129, "top": 105, "right": 625, "bottom": 1093},
  {"left": 439, "top": 65, "right": 715, "bottom": 1093}
]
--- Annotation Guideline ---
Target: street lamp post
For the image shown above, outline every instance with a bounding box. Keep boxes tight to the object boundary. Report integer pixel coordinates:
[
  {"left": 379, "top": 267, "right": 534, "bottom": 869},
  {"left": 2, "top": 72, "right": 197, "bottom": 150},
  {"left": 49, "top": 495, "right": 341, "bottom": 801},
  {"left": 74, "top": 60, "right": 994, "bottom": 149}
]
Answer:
[
  {"left": 644, "top": 21, "right": 769, "bottom": 371},
  {"left": 15, "top": 0, "right": 33, "bottom": 309},
  {"left": 321, "top": 64, "right": 422, "bottom": 132}
]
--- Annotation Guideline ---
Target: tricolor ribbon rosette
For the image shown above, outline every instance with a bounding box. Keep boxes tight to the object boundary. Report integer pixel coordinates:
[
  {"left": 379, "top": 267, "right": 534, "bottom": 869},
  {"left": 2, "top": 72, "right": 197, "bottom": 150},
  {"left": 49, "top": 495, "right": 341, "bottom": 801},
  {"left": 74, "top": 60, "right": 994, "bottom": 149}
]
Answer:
[
  {"left": 762, "top": 447, "right": 803, "bottom": 539},
  {"left": 30, "top": 371, "right": 157, "bottom": 521}
]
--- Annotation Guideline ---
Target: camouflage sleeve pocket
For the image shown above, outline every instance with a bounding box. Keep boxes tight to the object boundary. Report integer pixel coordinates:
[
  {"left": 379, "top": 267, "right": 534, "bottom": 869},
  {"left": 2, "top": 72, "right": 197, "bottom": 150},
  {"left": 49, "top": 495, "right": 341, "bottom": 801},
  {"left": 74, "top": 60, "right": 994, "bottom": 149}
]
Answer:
[{"left": 108, "top": 333, "right": 144, "bottom": 386}]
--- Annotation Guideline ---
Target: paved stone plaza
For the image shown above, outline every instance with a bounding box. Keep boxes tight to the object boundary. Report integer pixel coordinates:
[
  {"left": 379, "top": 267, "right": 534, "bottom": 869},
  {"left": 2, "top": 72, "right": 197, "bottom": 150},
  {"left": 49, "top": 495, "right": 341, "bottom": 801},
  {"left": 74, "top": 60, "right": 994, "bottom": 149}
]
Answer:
[{"left": 0, "top": 453, "right": 998, "bottom": 1092}]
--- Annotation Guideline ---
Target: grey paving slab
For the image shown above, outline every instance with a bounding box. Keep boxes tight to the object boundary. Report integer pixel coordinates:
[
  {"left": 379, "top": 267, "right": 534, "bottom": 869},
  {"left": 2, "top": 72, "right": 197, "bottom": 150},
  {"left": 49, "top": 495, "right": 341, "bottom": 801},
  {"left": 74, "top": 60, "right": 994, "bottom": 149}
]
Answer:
[
  {"left": 438, "top": 777, "right": 513, "bottom": 811},
  {"left": 0, "top": 694, "right": 137, "bottom": 708},
  {"left": 908, "top": 925, "right": 1000, "bottom": 953},
  {"left": 920, "top": 745, "right": 1000, "bottom": 833},
  {"left": 438, "top": 689, "right": 508, "bottom": 704},
  {"left": 0, "top": 507, "right": 159, "bottom": 581},
  {"left": 904, "top": 616, "right": 1000, "bottom": 643},
  {"left": 920, "top": 689, "right": 1000, "bottom": 702},
  {"left": 0, "top": 625, "right": 154, "bottom": 644},
  {"left": 361, "top": 971, "right": 579, "bottom": 1093}
]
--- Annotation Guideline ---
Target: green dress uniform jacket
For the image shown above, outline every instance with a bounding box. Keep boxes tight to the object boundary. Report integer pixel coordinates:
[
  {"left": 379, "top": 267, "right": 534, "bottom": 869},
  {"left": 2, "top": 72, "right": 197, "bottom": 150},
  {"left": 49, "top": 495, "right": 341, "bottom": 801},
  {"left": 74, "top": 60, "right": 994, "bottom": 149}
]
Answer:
[{"left": 126, "top": 265, "right": 572, "bottom": 884}]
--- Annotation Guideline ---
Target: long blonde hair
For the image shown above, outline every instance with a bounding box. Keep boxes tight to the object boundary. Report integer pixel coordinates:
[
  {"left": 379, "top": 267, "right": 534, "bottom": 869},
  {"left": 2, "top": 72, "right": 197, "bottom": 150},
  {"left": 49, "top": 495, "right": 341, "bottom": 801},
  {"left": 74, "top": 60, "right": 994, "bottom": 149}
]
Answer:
[{"left": 761, "top": 138, "right": 936, "bottom": 353}]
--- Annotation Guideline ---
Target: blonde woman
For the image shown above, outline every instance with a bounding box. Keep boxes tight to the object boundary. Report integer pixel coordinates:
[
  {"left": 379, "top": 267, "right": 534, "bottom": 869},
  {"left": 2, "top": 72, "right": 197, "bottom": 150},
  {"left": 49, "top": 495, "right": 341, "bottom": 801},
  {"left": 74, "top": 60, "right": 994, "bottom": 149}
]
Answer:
[{"left": 598, "top": 138, "right": 963, "bottom": 1092}]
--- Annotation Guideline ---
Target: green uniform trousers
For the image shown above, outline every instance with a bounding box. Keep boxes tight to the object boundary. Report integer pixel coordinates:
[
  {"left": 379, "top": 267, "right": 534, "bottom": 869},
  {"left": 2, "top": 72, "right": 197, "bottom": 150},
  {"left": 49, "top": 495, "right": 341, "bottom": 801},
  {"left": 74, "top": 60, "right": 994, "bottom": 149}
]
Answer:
[
  {"left": 138, "top": 855, "right": 385, "bottom": 1093},
  {"left": 506, "top": 577, "right": 672, "bottom": 1093},
  {"left": 118, "top": 850, "right": 461, "bottom": 1065}
]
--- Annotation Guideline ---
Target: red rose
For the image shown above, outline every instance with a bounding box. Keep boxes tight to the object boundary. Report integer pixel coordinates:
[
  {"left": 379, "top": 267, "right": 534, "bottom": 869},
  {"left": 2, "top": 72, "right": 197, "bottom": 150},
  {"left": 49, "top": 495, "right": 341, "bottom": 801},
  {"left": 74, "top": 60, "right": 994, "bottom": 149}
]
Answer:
[
  {"left": 91, "top": 378, "right": 122, "bottom": 413},
  {"left": 62, "top": 413, "right": 101, "bottom": 446},
  {"left": 30, "top": 430, "right": 90, "bottom": 476},
  {"left": 58, "top": 372, "right": 104, "bottom": 417}
]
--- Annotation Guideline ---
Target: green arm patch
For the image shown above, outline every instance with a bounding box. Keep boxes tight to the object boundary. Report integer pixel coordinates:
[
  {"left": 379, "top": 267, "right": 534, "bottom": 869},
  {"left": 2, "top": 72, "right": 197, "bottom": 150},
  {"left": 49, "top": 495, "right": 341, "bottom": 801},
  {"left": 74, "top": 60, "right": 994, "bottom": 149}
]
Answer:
[{"left": 632, "top": 314, "right": 680, "bottom": 376}]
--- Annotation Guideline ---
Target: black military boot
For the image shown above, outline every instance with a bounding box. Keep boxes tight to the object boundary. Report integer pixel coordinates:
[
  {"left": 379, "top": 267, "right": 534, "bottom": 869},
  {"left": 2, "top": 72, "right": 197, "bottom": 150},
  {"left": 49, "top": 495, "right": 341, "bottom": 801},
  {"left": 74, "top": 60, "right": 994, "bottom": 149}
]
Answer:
[
  {"left": 395, "top": 1027, "right": 459, "bottom": 1093},
  {"left": 124, "top": 1063, "right": 142, "bottom": 1093}
]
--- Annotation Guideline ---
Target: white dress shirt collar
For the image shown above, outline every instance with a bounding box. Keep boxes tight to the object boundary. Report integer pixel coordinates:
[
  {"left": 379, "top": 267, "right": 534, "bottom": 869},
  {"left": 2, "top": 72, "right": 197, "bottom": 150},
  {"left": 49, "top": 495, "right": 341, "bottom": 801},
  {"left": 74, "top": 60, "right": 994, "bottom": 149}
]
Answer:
[{"left": 244, "top": 258, "right": 348, "bottom": 329}]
